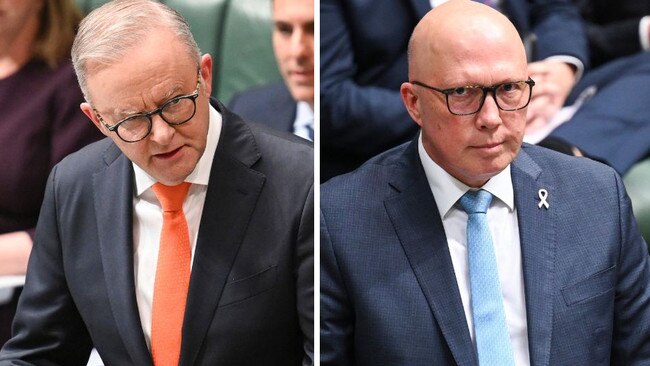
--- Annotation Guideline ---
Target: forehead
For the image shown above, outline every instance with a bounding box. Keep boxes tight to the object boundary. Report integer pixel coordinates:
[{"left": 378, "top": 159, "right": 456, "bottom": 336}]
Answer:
[
  {"left": 419, "top": 38, "right": 526, "bottom": 86},
  {"left": 86, "top": 31, "right": 198, "bottom": 113},
  {"left": 273, "top": 0, "right": 314, "bottom": 20}
]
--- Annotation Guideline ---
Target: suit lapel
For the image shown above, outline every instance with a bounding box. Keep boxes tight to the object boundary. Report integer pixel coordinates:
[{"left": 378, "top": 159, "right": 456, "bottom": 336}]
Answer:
[
  {"left": 180, "top": 102, "right": 265, "bottom": 366},
  {"left": 94, "top": 144, "right": 153, "bottom": 366},
  {"left": 511, "top": 148, "right": 556, "bottom": 366},
  {"left": 383, "top": 141, "right": 477, "bottom": 366}
]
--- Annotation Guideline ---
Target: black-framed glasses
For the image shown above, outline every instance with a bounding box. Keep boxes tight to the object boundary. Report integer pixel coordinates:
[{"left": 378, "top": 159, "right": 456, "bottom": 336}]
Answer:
[
  {"left": 93, "top": 71, "right": 201, "bottom": 143},
  {"left": 410, "top": 78, "right": 535, "bottom": 116}
]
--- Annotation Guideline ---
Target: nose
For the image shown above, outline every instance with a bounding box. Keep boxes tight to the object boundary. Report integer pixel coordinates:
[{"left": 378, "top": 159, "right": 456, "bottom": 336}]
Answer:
[
  {"left": 148, "top": 114, "right": 175, "bottom": 145},
  {"left": 290, "top": 29, "right": 310, "bottom": 62},
  {"left": 475, "top": 92, "right": 502, "bottom": 129}
]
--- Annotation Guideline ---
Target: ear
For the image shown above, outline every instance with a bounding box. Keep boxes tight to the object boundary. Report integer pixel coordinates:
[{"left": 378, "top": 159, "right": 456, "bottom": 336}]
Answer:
[
  {"left": 80, "top": 102, "right": 111, "bottom": 137},
  {"left": 400, "top": 82, "right": 423, "bottom": 127},
  {"left": 199, "top": 53, "right": 213, "bottom": 97}
]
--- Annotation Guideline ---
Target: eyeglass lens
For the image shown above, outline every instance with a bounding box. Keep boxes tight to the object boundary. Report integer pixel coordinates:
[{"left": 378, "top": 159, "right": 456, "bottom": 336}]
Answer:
[
  {"left": 447, "top": 81, "right": 531, "bottom": 115},
  {"left": 117, "top": 96, "right": 196, "bottom": 142}
]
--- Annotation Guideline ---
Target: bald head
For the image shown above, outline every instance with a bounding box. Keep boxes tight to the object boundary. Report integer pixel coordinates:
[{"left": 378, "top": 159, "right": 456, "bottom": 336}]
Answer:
[{"left": 408, "top": 0, "right": 526, "bottom": 81}]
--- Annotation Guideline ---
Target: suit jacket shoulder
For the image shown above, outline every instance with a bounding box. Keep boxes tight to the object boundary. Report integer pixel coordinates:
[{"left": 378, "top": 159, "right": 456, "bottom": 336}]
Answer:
[{"left": 227, "top": 81, "right": 296, "bottom": 133}]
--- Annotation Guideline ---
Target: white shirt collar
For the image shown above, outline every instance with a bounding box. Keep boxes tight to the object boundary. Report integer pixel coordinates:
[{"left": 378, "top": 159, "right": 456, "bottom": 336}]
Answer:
[
  {"left": 293, "top": 101, "right": 314, "bottom": 140},
  {"left": 295, "top": 101, "right": 313, "bottom": 127},
  {"left": 417, "top": 133, "right": 514, "bottom": 218},
  {"left": 132, "top": 104, "right": 223, "bottom": 196}
]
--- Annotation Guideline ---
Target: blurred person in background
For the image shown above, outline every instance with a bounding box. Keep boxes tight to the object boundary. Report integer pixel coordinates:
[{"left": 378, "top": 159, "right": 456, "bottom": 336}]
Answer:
[
  {"left": 575, "top": 0, "right": 650, "bottom": 68},
  {"left": 538, "top": 0, "right": 650, "bottom": 175},
  {"left": 0, "top": 0, "right": 103, "bottom": 344},
  {"left": 229, "top": 0, "right": 314, "bottom": 141}
]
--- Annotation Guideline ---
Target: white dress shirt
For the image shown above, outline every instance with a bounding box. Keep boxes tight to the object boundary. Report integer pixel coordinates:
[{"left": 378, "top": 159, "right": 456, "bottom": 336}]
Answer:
[
  {"left": 293, "top": 101, "right": 314, "bottom": 141},
  {"left": 132, "top": 105, "right": 222, "bottom": 349},
  {"left": 418, "top": 135, "right": 531, "bottom": 366}
]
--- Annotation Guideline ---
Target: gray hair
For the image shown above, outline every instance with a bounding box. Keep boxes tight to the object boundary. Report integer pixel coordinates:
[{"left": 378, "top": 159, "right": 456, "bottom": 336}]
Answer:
[{"left": 71, "top": 0, "right": 201, "bottom": 102}]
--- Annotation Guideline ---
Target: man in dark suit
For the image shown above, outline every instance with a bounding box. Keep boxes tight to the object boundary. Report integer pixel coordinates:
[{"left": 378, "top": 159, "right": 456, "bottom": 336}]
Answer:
[
  {"left": 321, "top": 1, "right": 650, "bottom": 364},
  {"left": 229, "top": 0, "right": 314, "bottom": 141},
  {"left": 540, "top": 1, "right": 650, "bottom": 175},
  {"left": 320, "top": 0, "right": 589, "bottom": 181},
  {"left": 574, "top": 0, "right": 650, "bottom": 68},
  {"left": 0, "top": 1, "right": 313, "bottom": 365}
]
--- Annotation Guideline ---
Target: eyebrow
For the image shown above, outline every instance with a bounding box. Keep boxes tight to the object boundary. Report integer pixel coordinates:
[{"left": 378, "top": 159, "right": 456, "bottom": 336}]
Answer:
[{"left": 112, "top": 84, "right": 185, "bottom": 118}]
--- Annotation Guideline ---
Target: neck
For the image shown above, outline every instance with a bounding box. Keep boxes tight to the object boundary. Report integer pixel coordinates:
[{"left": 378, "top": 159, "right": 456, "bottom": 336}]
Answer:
[{"left": 0, "top": 14, "right": 40, "bottom": 79}]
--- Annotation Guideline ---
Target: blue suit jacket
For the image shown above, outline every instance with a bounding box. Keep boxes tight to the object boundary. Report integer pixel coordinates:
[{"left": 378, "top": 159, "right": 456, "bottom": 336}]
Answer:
[
  {"left": 228, "top": 81, "right": 296, "bottom": 134},
  {"left": 550, "top": 52, "right": 650, "bottom": 175},
  {"left": 0, "top": 102, "right": 314, "bottom": 365},
  {"left": 321, "top": 140, "right": 650, "bottom": 365},
  {"left": 320, "top": 0, "right": 589, "bottom": 181}
]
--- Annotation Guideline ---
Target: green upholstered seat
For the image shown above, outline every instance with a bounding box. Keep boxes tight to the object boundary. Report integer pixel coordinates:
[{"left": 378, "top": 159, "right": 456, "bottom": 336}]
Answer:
[
  {"left": 216, "top": 0, "right": 281, "bottom": 103},
  {"left": 75, "top": 0, "right": 111, "bottom": 13},
  {"left": 165, "top": 0, "right": 229, "bottom": 97}
]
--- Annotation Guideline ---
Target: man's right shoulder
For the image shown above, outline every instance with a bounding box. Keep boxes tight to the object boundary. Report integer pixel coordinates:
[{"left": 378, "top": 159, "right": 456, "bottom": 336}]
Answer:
[{"left": 321, "top": 142, "right": 409, "bottom": 206}]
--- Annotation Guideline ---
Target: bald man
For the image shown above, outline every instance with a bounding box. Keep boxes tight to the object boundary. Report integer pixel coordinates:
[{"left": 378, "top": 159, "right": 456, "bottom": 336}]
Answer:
[{"left": 320, "top": 1, "right": 650, "bottom": 365}]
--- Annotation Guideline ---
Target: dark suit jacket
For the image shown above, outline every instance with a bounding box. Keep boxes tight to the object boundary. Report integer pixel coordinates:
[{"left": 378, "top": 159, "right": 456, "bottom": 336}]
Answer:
[
  {"left": 545, "top": 1, "right": 650, "bottom": 174},
  {"left": 320, "top": 0, "right": 589, "bottom": 181},
  {"left": 0, "top": 102, "right": 314, "bottom": 365},
  {"left": 228, "top": 82, "right": 296, "bottom": 134},
  {"left": 321, "top": 139, "right": 650, "bottom": 365},
  {"left": 574, "top": 0, "right": 650, "bottom": 67},
  {"left": 550, "top": 52, "right": 650, "bottom": 175}
]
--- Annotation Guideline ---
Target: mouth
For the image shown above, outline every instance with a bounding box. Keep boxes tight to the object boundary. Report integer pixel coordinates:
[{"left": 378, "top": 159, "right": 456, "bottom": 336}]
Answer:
[
  {"left": 154, "top": 146, "right": 183, "bottom": 160},
  {"left": 472, "top": 142, "right": 503, "bottom": 153},
  {"left": 289, "top": 70, "right": 314, "bottom": 81}
]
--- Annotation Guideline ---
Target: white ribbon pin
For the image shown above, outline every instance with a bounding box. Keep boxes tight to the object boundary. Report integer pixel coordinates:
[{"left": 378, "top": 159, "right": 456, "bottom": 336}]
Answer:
[{"left": 538, "top": 189, "right": 549, "bottom": 209}]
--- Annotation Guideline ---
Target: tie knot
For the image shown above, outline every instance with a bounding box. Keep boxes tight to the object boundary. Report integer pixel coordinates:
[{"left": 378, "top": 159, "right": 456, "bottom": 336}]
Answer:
[
  {"left": 459, "top": 189, "right": 493, "bottom": 214},
  {"left": 152, "top": 182, "right": 191, "bottom": 212}
]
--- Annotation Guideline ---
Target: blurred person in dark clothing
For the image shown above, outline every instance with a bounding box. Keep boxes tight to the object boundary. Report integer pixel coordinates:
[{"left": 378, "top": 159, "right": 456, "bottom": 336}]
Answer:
[{"left": 0, "top": 0, "right": 103, "bottom": 344}]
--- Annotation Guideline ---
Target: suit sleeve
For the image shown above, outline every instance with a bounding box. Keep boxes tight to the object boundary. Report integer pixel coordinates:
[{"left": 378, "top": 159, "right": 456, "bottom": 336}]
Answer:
[
  {"left": 610, "top": 171, "right": 650, "bottom": 362},
  {"left": 296, "top": 184, "right": 314, "bottom": 366},
  {"left": 320, "top": 0, "right": 417, "bottom": 159},
  {"left": 320, "top": 210, "right": 354, "bottom": 366},
  {"left": 529, "top": 0, "right": 589, "bottom": 68},
  {"left": 0, "top": 166, "right": 93, "bottom": 365}
]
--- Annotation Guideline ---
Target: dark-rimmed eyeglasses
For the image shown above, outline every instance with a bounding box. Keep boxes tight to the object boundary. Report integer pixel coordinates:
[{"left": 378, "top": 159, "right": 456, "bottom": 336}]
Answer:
[
  {"left": 410, "top": 78, "right": 535, "bottom": 116},
  {"left": 93, "top": 71, "right": 202, "bottom": 143}
]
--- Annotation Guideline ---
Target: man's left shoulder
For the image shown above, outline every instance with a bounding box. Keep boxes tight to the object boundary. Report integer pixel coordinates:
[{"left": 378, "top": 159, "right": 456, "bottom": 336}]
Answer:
[
  {"left": 520, "top": 143, "right": 617, "bottom": 176},
  {"left": 247, "top": 120, "right": 313, "bottom": 179},
  {"left": 517, "top": 143, "right": 623, "bottom": 195}
]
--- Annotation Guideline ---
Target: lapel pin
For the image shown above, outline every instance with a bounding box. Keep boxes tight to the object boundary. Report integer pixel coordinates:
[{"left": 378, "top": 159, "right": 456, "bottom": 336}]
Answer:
[{"left": 538, "top": 189, "right": 549, "bottom": 209}]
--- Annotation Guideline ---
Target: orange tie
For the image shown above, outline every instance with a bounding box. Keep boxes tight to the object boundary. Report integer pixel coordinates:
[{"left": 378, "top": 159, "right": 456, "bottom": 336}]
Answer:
[{"left": 150, "top": 182, "right": 192, "bottom": 366}]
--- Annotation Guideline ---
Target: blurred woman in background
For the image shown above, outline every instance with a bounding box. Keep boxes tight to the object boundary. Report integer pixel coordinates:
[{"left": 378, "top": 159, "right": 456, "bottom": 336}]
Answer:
[{"left": 0, "top": 0, "right": 102, "bottom": 343}]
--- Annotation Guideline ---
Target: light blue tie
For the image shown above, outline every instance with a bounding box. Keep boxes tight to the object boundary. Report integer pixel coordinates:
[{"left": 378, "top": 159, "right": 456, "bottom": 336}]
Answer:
[{"left": 459, "top": 190, "right": 515, "bottom": 366}]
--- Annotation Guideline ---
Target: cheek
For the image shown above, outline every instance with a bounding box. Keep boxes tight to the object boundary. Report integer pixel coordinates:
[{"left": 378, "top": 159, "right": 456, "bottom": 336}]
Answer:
[
  {"left": 504, "top": 111, "right": 526, "bottom": 134},
  {"left": 273, "top": 37, "right": 289, "bottom": 60}
]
